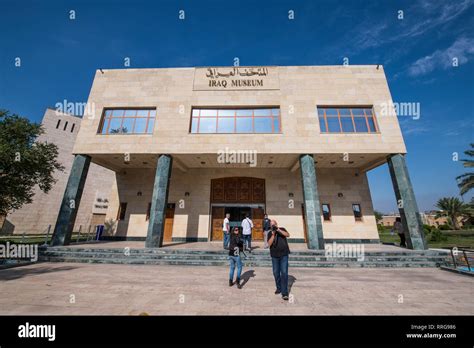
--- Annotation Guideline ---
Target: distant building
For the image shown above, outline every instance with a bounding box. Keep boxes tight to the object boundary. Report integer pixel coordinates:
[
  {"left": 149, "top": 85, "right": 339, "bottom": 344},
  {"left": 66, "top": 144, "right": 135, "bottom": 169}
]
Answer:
[
  {"left": 380, "top": 212, "right": 462, "bottom": 228},
  {"left": 380, "top": 214, "right": 398, "bottom": 227},
  {"left": 1, "top": 108, "right": 115, "bottom": 235}
]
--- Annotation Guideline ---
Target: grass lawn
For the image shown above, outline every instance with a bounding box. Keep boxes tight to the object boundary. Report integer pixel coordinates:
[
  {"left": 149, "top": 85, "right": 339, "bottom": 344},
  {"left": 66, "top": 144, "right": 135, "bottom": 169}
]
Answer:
[{"left": 378, "top": 227, "right": 474, "bottom": 249}]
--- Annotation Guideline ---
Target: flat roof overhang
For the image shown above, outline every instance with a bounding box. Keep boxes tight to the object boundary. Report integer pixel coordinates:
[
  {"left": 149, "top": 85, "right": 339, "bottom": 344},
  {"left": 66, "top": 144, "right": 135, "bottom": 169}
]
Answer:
[{"left": 88, "top": 153, "right": 389, "bottom": 173}]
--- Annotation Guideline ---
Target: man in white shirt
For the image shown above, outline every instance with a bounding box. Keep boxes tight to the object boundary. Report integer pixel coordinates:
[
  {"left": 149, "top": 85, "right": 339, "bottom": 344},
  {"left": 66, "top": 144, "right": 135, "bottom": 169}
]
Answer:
[
  {"left": 222, "top": 213, "right": 230, "bottom": 249},
  {"left": 241, "top": 214, "right": 254, "bottom": 252}
]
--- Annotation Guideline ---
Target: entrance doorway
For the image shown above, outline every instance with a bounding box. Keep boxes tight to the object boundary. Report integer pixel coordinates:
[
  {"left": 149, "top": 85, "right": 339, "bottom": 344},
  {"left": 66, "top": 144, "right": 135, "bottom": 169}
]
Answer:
[
  {"left": 210, "top": 177, "right": 266, "bottom": 241},
  {"left": 211, "top": 204, "right": 265, "bottom": 241}
]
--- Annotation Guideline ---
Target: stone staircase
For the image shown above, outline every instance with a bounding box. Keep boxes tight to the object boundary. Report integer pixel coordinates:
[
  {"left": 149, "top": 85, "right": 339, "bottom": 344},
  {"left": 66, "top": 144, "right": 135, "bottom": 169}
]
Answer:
[{"left": 38, "top": 246, "right": 450, "bottom": 268}]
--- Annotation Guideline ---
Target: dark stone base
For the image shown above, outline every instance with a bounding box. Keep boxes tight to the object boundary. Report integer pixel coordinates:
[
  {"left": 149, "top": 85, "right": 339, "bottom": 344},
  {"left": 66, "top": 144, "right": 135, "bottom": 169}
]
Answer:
[
  {"left": 171, "top": 237, "right": 209, "bottom": 243},
  {"left": 324, "top": 239, "right": 380, "bottom": 244},
  {"left": 100, "top": 236, "right": 146, "bottom": 241},
  {"left": 287, "top": 238, "right": 306, "bottom": 243},
  {"left": 99, "top": 236, "right": 380, "bottom": 244},
  {"left": 100, "top": 236, "right": 208, "bottom": 243}
]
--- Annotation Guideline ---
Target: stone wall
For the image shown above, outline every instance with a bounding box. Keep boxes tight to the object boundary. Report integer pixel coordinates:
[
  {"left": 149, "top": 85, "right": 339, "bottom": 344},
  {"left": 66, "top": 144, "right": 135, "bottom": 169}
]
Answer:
[{"left": 73, "top": 65, "right": 406, "bottom": 157}]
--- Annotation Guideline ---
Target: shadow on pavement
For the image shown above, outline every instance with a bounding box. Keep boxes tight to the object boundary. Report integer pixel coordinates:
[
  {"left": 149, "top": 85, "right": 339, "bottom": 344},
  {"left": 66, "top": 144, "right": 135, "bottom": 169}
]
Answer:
[
  {"left": 240, "top": 269, "right": 256, "bottom": 287},
  {"left": 0, "top": 263, "right": 79, "bottom": 281}
]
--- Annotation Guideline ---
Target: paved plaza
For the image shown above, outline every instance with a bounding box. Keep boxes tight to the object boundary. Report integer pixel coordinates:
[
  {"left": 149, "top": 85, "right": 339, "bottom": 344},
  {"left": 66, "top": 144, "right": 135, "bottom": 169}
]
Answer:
[{"left": 0, "top": 262, "right": 472, "bottom": 315}]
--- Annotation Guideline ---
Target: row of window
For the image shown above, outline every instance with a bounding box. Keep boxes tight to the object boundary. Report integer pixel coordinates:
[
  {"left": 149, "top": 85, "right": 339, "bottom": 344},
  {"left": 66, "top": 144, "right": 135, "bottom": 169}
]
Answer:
[
  {"left": 318, "top": 108, "right": 378, "bottom": 133},
  {"left": 322, "top": 203, "right": 363, "bottom": 222},
  {"left": 99, "top": 109, "right": 156, "bottom": 134},
  {"left": 97, "top": 107, "right": 379, "bottom": 135},
  {"left": 117, "top": 202, "right": 364, "bottom": 222},
  {"left": 56, "top": 119, "right": 76, "bottom": 133},
  {"left": 191, "top": 108, "right": 281, "bottom": 134}
]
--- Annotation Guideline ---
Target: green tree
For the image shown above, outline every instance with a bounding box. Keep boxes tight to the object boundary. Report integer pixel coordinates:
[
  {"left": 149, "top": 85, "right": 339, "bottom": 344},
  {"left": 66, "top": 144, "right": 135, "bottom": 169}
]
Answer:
[
  {"left": 374, "top": 210, "right": 383, "bottom": 224},
  {"left": 435, "top": 197, "right": 469, "bottom": 230},
  {"left": 456, "top": 143, "right": 474, "bottom": 195},
  {"left": 0, "top": 109, "right": 64, "bottom": 216}
]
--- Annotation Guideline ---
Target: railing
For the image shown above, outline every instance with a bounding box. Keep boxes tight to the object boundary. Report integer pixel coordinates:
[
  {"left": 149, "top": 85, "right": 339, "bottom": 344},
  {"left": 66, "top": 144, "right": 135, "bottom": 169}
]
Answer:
[
  {"left": 0, "top": 224, "right": 102, "bottom": 245},
  {"left": 449, "top": 247, "right": 474, "bottom": 272}
]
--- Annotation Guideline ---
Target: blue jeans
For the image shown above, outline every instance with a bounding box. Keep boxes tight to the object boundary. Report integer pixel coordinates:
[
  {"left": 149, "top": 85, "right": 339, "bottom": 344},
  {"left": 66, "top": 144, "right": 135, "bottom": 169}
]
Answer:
[
  {"left": 228, "top": 255, "right": 242, "bottom": 280},
  {"left": 223, "top": 232, "right": 230, "bottom": 249},
  {"left": 271, "top": 255, "right": 289, "bottom": 296},
  {"left": 242, "top": 234, "right": 251, "bottom": 250}
]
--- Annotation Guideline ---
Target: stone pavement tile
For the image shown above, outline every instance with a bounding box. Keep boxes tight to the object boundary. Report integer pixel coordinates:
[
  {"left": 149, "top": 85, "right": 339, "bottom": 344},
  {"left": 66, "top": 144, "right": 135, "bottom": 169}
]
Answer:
[{"left": 0, "top": 263, "right": 473, "bottom": 315}]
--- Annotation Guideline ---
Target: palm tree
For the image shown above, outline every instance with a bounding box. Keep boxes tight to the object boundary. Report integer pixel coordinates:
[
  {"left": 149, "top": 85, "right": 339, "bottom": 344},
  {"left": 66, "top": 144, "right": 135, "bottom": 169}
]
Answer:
[
  {"left": 435, "top": 197, "right": 469, "bottom": 230},
  {"left": 456, "top": 143, "right": 474, "bottom": 195}
]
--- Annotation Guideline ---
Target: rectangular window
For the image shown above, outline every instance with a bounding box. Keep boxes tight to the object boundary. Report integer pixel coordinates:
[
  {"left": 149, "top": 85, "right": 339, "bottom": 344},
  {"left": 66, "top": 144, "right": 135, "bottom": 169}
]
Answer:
[
  {"left": 190, "top": 108, "right": 281, "bottom": 134},
  {"left": 322, "top": 204, "right": 331, "bottom": 221},
  {"left": 352, "top": 204, "right": 362, "bottom": 221},
  {"left": 117, "top": 202, "right": 127, "bottom": 221},
  {"left": 63, "top": 121, "right": 68, "bottom": 131},
  {"left": 99, "top": 108, "right": 156, "bottom": 135},
  {"left": 70, "top": 123, "right": 75, "bottom": 133},
  {"left": 317, "top": 107, "right": 378, "bottom": 133},
  {"left": 146, "top": 202, "right": 151, "bottom": 221},
  {"left": 56, "top": 119, "right": 61, "bottom": 129}
]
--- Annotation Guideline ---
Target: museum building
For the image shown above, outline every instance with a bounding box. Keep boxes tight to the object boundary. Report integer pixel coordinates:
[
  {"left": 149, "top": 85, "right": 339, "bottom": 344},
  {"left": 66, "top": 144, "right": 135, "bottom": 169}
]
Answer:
[{"left": 51, "top": 65, "right": 427, "bottom": 250}]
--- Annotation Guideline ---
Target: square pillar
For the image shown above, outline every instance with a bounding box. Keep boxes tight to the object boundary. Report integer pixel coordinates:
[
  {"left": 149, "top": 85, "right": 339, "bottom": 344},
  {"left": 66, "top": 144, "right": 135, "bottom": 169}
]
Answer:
[
  {"left": 51, "top": 154, "right": 91, "bottom": 246},
  {"left": 387, "top": 154, "right": 427, "bottom": 250},
  {"left": 146, "top": 154, "right": 173, "bottom": 248},
  {"left": 299, "top": 154, "right": 325, "bottom": 249}
]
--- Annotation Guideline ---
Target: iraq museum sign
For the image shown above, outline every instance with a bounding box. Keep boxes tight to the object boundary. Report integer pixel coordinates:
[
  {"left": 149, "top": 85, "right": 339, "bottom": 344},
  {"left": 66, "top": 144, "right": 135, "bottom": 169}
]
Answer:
[{"left": 193, "top": 66, "right": 280, "bottom": 91}]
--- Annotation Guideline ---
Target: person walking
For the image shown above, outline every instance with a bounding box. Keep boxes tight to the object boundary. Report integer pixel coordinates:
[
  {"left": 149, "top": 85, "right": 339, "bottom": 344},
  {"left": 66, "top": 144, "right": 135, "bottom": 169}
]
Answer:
[
  {"left": 263, "top": 214, "right": 271, "bottom": 249},
  {"left": 228, "top": 227, "right": 244, "bottom": 289},
  {"left": 267, "top": 219, "right": 290, "bottom": 300},
  {"left": 222, "top": 213, "right": 230, "bottom": 249},
  {"left": 241, "top": 214, "right": 254, "bottom": 253},
  {"left": 392, "top": 217, "right": 406, "bottom": 247}
]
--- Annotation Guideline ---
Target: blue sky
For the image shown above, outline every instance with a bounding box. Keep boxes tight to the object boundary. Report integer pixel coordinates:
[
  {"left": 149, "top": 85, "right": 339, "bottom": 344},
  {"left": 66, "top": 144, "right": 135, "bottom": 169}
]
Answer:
[{"left": 0, "top": 0, "right": 473, "bottom": 212}]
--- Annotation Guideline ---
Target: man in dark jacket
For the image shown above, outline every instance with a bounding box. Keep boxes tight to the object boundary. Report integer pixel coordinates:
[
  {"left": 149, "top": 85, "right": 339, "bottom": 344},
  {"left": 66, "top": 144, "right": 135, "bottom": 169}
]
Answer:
[
  {"left": 228, "top": 227, "right": 244, "bottom": 289},
  {"left": 267, "top": 219, "right": 290, "bottom": 300}
]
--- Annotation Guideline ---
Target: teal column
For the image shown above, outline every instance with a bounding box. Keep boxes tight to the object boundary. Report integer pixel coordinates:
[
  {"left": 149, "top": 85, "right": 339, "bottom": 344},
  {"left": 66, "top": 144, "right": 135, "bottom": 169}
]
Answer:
[
  {"left": 387, "top": 154, "right": 427, "bottom": 250},
  {"left": 146, "top": 154, "right": 173, "bottom": 248},
  {"left": 299, "top": 154, "right": 324, "bottom": 250},
  {"left": 51, "top": 155, "right": 91, "bottom": 246}
]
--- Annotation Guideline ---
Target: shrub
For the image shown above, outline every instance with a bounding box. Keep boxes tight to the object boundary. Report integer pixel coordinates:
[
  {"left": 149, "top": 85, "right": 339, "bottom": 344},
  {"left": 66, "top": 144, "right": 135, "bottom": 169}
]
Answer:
[
  {"left": 428, "top": 228, "right": 447, "bottom": 242},
  {"left": 423, "top": 224, "right": 433, "bottom": 234},
  {"left": 438, "top": 224, "right": 451, "bottom": 231}
]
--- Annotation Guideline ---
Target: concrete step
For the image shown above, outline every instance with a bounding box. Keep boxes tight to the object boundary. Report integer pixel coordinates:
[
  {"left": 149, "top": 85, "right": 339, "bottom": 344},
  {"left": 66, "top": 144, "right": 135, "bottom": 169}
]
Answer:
[
  {"left": 39, "top": 250, "right": 448, "bottom": 263},
  {"left": 38, "top": 246, "right": 449, "bottom": 268},
  {"left": 39, "top": 256, "right": 442, "bottom": 268},
  {"left": 40, "top": 246, "right": 449, "bottom": 257}
]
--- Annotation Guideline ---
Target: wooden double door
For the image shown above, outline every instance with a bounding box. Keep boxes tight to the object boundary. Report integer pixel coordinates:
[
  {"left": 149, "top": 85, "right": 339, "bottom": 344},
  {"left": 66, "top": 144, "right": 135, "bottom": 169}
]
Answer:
[{"left": 210, "top": 177, "right": 266, "bottom": 241}]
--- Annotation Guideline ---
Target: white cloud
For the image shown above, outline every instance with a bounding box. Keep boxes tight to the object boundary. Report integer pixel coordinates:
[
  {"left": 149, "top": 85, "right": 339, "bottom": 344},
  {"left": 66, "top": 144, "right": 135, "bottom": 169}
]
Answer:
[
  {"left": 408, "top": 37, "right": 474, "bottom": 76},
  {"left": 350, "top": 0, "right": 473, "bottom": 52},
  {"left": 399, "top": 0, "right": 473, "bottom": 39}
]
